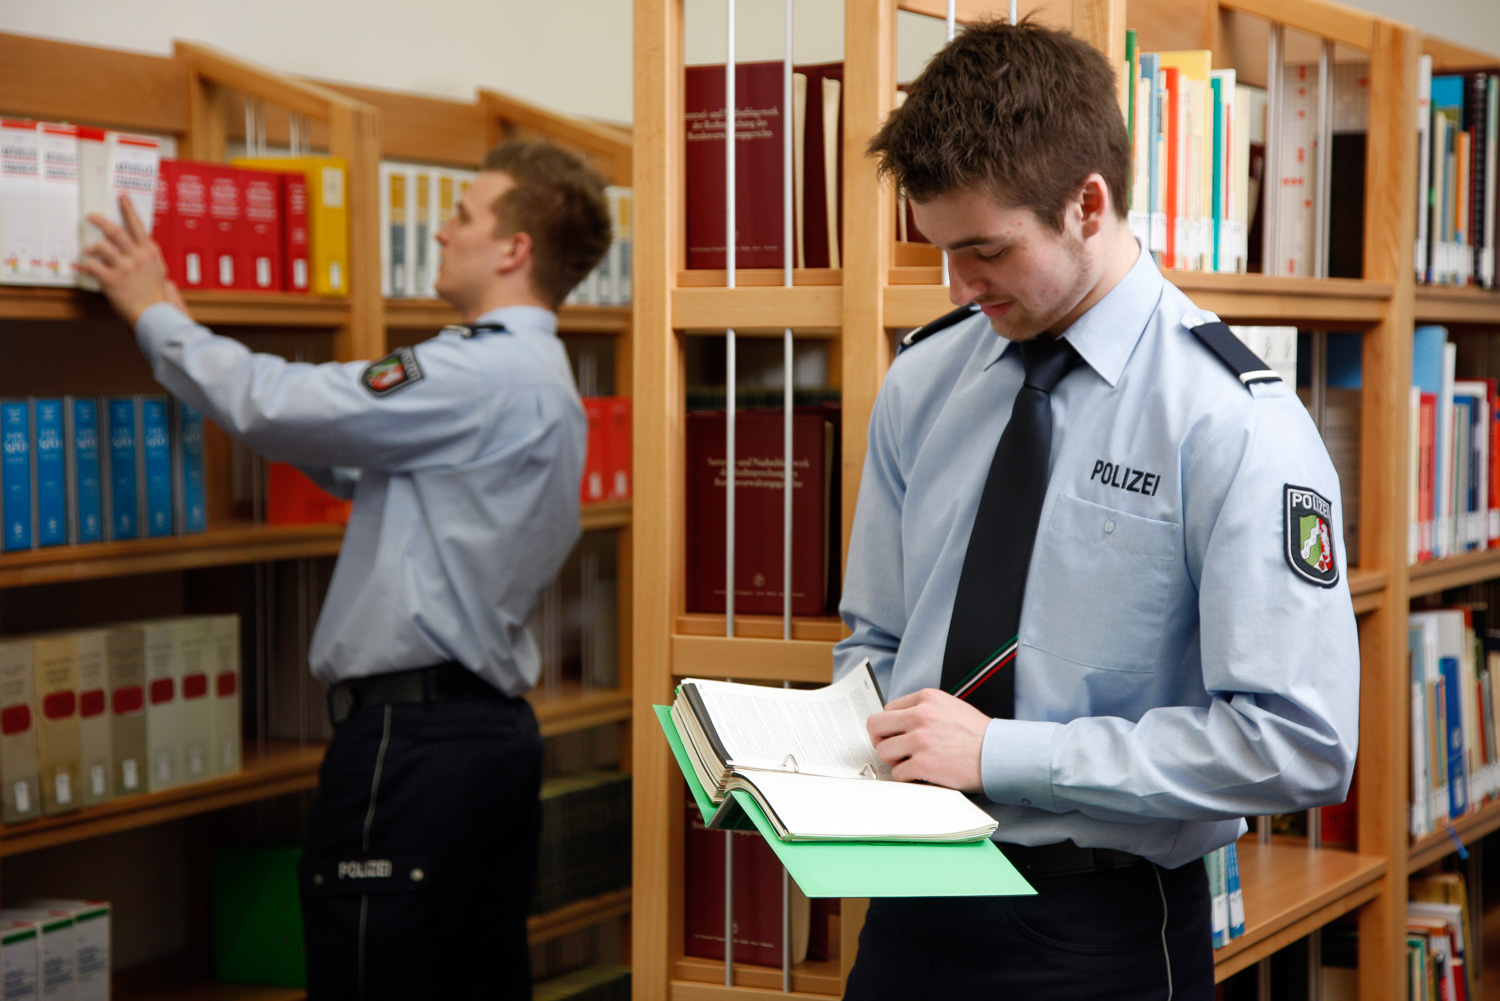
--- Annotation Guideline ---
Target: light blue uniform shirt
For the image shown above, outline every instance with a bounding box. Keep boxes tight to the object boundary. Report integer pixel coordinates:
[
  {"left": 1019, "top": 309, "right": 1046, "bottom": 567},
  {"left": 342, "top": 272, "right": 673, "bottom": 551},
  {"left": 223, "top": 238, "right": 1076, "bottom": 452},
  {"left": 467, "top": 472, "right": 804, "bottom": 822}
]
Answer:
[
  {"left": 136, "top": 302, "right": 586, "bottom": 697},
  {"left": 834, "top": 248, "right": 1360, "bottom": 868}
]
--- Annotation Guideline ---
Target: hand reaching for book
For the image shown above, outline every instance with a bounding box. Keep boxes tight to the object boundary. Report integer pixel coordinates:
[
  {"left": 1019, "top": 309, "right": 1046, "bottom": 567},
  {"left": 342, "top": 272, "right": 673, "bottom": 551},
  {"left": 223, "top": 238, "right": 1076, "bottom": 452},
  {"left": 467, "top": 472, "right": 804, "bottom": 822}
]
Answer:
[
  {"left": 866, "top": 688, "right": 988, "bottom": 794},
  {"left": 81, "top": 194, "right": 189, "bottom": 326}
]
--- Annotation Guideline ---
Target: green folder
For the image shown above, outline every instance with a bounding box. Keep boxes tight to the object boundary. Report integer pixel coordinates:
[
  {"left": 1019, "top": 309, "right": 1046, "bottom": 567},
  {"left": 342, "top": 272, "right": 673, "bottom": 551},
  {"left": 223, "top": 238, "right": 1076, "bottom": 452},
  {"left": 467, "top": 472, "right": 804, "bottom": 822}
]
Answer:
[{"left": 655, "top": 705, "right": 1034, "bottom": 899}]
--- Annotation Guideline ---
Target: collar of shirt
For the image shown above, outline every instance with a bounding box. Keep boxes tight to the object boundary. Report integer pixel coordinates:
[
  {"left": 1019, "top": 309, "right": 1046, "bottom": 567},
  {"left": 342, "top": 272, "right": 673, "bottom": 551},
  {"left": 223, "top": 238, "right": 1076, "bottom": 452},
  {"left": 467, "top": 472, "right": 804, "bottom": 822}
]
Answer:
[
  {"left": 466, "top": 305, "right": 559, "bottom": 339},
  {"left": 980, "top": 241, "right": 1163, "bottom": 388}
]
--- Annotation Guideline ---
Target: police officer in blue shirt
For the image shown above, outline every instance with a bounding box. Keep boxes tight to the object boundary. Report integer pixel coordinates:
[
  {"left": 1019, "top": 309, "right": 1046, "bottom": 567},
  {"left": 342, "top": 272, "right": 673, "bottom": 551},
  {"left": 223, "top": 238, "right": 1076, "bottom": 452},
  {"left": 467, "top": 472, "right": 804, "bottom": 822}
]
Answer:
[
  {"left": 81, "top": 139, "right": 612, "bottom": 1000},
  {"left": 837, "top": 20, "right": 1359, "bottom": 1000}
]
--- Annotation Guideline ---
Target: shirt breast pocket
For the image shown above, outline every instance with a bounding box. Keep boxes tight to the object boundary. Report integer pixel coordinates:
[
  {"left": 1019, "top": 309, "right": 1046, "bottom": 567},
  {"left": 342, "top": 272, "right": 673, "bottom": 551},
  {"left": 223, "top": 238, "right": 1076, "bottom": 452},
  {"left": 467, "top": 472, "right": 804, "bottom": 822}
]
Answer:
[{"left": 1021, "top": 493, "right": 1181, "bottom": 673}]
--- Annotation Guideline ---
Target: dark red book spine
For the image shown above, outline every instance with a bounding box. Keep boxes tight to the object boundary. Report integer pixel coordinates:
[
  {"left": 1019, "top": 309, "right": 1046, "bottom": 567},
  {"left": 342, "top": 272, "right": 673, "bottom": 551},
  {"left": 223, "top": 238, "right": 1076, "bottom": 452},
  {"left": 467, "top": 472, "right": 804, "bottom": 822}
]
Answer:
[
  {"left": 797, "top": 62, "right": 844, "bottom": 269},
  {"left": 206, "top": 165, "right": 242, "bottom": 290},
  {"left": 683, "top": 802, "right": 789, "bottom": 967},
  {"left": 684, "top": 61, "right": 787, "bottom": 269},
  {"left": 240, "top": 168, "right": 282, "bottom": 291},
  {"left": 685, "top": 408, "right": 828, "bottom": 616},
  {"left": 280, "top": 171, "right": 310, "bottom": 293},
  {"left": 158, "top": 160, "right": 213, "bottom": 289}
]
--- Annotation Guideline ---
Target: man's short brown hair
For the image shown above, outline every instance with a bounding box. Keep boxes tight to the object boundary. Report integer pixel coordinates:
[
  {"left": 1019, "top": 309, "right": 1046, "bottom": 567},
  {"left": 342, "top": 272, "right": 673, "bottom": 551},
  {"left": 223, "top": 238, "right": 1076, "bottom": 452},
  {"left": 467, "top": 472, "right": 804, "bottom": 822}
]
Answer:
[
  {"left": 481, "top": 138, "right": 612, "bottom": 308},
  {"left": 868, "top": 18, "right": 1130, "bottom": 231}
]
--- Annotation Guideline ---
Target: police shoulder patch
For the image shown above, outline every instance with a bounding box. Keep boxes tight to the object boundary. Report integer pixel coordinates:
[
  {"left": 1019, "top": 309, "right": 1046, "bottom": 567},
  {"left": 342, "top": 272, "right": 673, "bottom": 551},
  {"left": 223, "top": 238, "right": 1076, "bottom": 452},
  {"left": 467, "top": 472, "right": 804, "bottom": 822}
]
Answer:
[
  {"left": 1283, "top": 484, "right": 1339, "bottom": 588},
  {"left": 361, "top": 347, "right": 423, "bottom": 397}
]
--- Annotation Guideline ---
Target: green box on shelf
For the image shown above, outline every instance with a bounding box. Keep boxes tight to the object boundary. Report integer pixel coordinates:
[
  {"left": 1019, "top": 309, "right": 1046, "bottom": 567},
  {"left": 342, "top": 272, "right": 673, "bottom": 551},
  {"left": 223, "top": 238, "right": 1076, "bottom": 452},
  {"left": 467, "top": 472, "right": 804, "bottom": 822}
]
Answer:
[{"left": 213, "top": 846, "right": 306, "bottom": 987}]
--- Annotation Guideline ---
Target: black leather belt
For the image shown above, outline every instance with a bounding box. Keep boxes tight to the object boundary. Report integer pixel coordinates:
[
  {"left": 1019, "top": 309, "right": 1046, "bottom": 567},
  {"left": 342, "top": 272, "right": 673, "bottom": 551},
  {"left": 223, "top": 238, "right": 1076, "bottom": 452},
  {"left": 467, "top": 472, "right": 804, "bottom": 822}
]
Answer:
[
  {"left": 997, "top": 840, "right": 1144, "bottom": 880},
  {"left": 326, "top": 662, "right": 502, "bottom": 725}
]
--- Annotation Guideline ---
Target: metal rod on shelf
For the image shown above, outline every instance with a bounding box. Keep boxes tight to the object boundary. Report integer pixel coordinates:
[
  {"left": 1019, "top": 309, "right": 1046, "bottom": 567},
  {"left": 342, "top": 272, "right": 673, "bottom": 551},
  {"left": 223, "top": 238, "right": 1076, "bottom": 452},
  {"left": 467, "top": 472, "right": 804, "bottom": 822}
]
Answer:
[
  {"left": 725, "top": 0, "right": 738, "bottom": 643},
  {"left": 941, "top": 0, "right": 958, "bottom": 288},
  {"left": 1264, "top": 24, "right": 1284, "bottom": 274},
  {"left": 783, "top": 0, "right": 795, "bottom": 648},
  {"left": 1313, "top": 41, "right": 1333, "bottom": 280}
]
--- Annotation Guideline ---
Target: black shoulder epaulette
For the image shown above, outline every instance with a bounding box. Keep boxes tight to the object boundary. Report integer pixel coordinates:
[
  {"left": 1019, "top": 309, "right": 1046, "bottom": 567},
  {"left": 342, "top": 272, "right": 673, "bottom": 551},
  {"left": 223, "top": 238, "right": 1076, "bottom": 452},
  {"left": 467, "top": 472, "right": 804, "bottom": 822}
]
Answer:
[
  {"left": 1188, "top": 320, "right": 1280, "bottom": 390},
  {"left": 896, "top": 303, "right": 980, "bottom": 355},
  {"left": 440, "top": 322, "right": 510, "bottom": 339}
]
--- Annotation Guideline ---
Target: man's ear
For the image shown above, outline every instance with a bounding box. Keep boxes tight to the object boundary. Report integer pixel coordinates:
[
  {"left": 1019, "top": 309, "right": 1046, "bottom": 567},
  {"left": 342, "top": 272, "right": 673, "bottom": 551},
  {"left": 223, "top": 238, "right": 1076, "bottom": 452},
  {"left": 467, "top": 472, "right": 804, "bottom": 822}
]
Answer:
[
  {"left": 1076, "top": 173, "right": 1111, "bottom": 239},
  {"left": 496, "top": 230, "right": 534, "bottom": 275}
]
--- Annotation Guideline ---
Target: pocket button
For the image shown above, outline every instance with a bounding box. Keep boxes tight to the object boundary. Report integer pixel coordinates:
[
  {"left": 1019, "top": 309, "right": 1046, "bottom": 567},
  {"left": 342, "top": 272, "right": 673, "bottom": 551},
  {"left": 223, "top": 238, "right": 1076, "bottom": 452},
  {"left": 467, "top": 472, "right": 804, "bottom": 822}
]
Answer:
[{"left": 1104, "top": 520, "right": 1116, "bottom": 534}]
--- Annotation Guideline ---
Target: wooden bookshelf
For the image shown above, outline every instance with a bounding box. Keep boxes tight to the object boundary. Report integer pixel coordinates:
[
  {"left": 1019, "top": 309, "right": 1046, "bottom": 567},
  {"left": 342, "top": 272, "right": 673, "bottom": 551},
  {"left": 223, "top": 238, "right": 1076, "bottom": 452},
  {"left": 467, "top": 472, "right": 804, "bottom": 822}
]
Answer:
[
  {"left": 528, "top": 887, "right": 633, "bottom": 944},
  {"left": 1408, "top": 803, "right": 1500, "bottom": 873},
  {"left": 0, "top": 743, "right": 324, "bottom": 858},
  {"left": 1414, "top": 287, "right": 1500, "bottom": 325},
  {"left": 0, "top": 288, "right": 353, "bottom": 327},
  {"left": 632, "top": 0, "right": 1420, "bottom": 997},
  {"left": 384, "top": 297, "right": 633, "bottom": 336},
  {"left": 529, "top": 683, "right": 633, "bottom": 737},
  {"left": 1211, "top": 838, "right": 1387, "bottom": 981}
]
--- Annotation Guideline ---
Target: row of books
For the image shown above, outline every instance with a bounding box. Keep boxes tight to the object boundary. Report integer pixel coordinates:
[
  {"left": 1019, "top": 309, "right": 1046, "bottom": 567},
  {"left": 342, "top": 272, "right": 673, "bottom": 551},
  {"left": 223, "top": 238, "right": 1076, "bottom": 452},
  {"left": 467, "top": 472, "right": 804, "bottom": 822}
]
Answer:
[
  {"left": 563, "top": 186, "right": 632, "bottom": 308},
  {"left": 1407, "top": 605, "right": 1500, "bottom": 838},
  {"left": 531, "top": 770, "right": 631, "bottom": 915},
  {"left": 682, "top": 60, "right": 845, "bottom": 270},
  {"left": 1, "top": 395, "right": 207, "bottom": 553},
  {"left": 534, "top": 530, "right": 622, "bottom": 693},
  {"left": 0, "top": 119, "right": 348, "bottom": 297},
  {"left": 581, "top": 397, "right": 631, "bottom": 505},
  {"left": 1415, "top": 59, "right": 1499, "bottom": 289},
  {"left": 1123, "top": 37, "right": 1369, "bottom": 279},
  {"left": 378, "top": 162, "right": 475, "bottom": 299},
  {"left": 156, "top": 157, "right": 348, "bottom": 297},
  {"left": 1406, "top": 870, "right": 1477, "bottom": 1001},
  {"left": 1408, "top": 325, "right": 1498, "bottom": 564},
  {"left": 0, "top": 900, "right": 109, "bottom": 1001},
  {"left": 0, "top": 615, "right": 242, "bottom": 826},
  {"left": 1206, "top": 841, "right": 1247, "bottom": 949}
]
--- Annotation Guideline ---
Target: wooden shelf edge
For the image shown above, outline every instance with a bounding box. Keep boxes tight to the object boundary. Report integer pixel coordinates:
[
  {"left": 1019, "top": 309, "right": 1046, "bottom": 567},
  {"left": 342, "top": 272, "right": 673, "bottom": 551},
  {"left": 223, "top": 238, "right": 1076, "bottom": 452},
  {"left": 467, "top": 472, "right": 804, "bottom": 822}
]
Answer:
[
  {"left": 1408, "top": 802, "right": 1500, "bottom": 872},
  {"left": 671, "top": 984, "right": 835, "bottom": 1001},
  {"left": 673, "top": 954, "right": 843, "bottom": 997},
  {"left": 1210, "top": 841, "right": 1386, "bottom": 982},
  {"left": 671, "top": 634, "right": 837, "bottom": 683},
  {"left": 1414, "top": 286, "right": 1500, "bottom": 325},
  {"left": 0, "top": 524, "right": 346, "bottom": 588},
  {"left": 1, "top": 743, "right": 324, "bottom": 858},
  {"left": 0, "top": 286, "right": 350, "bottom": 327},
  {"left": 526, "top": 684, "right": 632, "bottom": 737},
  {"left": 1407, "top": 549, "right": 1500, "bottom": 597},
  {"left": 581, "top": 501, "right": 632, "bottom": 532},
  {"left": 528, "top": 887, "right": 631, "bottom": 945},
  {"left": 674, "top": 613, "right": 846, "bottom": 643}
]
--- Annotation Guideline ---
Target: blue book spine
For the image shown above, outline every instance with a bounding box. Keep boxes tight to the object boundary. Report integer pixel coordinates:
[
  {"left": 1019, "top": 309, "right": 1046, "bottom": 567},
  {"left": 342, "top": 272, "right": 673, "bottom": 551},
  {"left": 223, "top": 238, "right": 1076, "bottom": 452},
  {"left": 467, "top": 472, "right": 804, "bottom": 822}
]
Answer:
[
  {"left": 1440, "top": 654, "right": 1469, "bottom": 817},
  {"left": 31, "top": 399, "right": 66, "bottom": 547},
  {"left": 137, "top": 396, "right": 173, "bottom": 538},
  {"left": 1225, "top": 841, "right": 1246, "bottom": 938},
  {"left": 103, "top": 397, "right": 138, "bottom": 540},
  {"left": 0, "top": 402, "right": 32, "bottom": 552},
  {"left": 65, "top": 397, "right": 103, "bottom": 544},
  {"left": 173, "top": 400, "right": 207, "bottom": 534}
]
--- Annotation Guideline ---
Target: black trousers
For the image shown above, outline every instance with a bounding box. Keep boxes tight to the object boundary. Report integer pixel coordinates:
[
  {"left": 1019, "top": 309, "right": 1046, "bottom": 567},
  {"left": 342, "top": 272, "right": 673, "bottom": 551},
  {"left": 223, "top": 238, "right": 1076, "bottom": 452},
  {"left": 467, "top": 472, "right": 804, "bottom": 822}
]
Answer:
[
  {"left": 299, "top": 696, "right": 543, "bottom": 1001},
  {"left": 843, "top": 856, "right": 1214, "bottom": 1001}
]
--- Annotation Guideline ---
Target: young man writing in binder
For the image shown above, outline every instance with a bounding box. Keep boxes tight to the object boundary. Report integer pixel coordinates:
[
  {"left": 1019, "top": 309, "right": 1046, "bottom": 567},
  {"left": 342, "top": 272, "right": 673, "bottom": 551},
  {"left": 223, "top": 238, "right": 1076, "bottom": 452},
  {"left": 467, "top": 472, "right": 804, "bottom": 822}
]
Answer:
[
  {"left": 836, "top": 19, "right": 1359, "bottom": 999},
  {"left": 81, "top": 139, "right": 612, "bottom": 1000}
]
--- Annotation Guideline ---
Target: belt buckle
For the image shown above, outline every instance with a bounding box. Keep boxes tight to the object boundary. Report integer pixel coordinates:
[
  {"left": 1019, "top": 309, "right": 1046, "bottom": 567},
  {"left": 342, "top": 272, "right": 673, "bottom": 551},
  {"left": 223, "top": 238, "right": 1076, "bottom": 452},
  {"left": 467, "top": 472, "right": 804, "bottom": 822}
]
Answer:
[{"left": 327, "top": 685, "right": 356, "bottom": 726}]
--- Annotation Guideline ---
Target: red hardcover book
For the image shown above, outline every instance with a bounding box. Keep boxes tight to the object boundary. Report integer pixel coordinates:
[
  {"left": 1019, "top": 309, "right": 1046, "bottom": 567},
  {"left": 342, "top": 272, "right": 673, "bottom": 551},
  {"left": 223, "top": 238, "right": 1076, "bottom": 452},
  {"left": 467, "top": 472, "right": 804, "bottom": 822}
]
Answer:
[
  {"left": 240, "top": 168, "right": 282, "bottom": 291},
  {"left": 605, "top": 396, "right": 632, "bottom": 501},
  {"left": 1319, "top": 764, "right": 1357, "bottom": 848},
  {"left": 265, "top": 463, "right": 351, "bottom": 525},
  {"left": 683, "top": 797, "right": 828, "bottom": 967},
  {"left": 280, "top": 171, "right": 310, "bottom": 293},
  {"left": 685, "top": 408, "right": 829, "bottom": 616},
  {"left": 580, "top": 397, "right": 610, "bottom": 504},
  {"left": 206, "top": 165, "right": 242, "bottom": 290},
  {"left": 1162, "top": 66, "right": 1181, "bottom": 270},
  {"left": 155, "top": 160, "right": 213, "bottom": 289},
  {"left": 684, "top": 61, "right": 788, "bottom": 269}
]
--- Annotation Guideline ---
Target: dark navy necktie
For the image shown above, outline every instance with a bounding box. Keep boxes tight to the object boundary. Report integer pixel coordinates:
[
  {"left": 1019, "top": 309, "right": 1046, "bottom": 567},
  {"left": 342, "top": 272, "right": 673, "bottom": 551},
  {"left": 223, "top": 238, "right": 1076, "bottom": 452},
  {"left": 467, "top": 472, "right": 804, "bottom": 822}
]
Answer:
[{"left": 940, "top": 336, "right": 1080, "bottom": 719}]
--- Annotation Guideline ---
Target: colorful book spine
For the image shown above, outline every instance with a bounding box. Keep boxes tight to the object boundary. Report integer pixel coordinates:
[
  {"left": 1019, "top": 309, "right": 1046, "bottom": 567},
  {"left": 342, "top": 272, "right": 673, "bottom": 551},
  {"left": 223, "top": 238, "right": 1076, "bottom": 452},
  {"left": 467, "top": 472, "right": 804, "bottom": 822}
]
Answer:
[
  {"left": 136, "top": 396, "right": 173, "bottom": 538},
  {"left": 1, "top": 400, "right": 33, "bottom": 552},
  {"left": 100, "top": 396, "right": 138, "bottom": 541},
  {"left": 30, "top": 398, "right": 65, "bottom": 548},
  {"left": 171, "top": 399, "right": 207, "bottom": 534},
  {"left": 1226, "top": 840, "right": 1246, "bottom": 938},
  {"left": 63, "top": 396, "right": 103, "bottom": 544}
]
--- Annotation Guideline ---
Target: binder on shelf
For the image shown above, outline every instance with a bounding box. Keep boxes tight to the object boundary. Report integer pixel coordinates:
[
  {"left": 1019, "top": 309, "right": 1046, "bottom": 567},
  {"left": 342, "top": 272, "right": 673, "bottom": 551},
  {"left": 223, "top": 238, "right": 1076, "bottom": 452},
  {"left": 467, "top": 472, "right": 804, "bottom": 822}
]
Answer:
[
  {"left": 171, "top": 399, "right": 207, "bottom": 534},
  {"left": 241, "top": 167, "right": 282, "bottom": 291},
  {"left": 656, "top": 704, "right": 1030, "bottom": 898},
  {"left": 172, "top": 617, "right": 213, "bottom": 782},
  {"left": 76, "top": 127, "right": 159, "bottom": 292},
  {"left": 30, "top": 398, "right": 65, "bottom": 548},
  {"left": 0, "top": 638, "right": 41, "bottom": 824},
  {"left": 12, "top": 900, "right": 107, "bottom": 1001},
  {"left": 73, "top": 630, "right": 111, "bottom": 808},
  {"left": 155, "top": 159, "right": 213, "bottom": 290},
  {"left": 0, "top": 910, "right": 73, "bottom": 999},
  {"left": 104, "top": 625, "right": 147, "bottom": 798},
  {"left": 63, "top": 396, "right": 103, "bottom": 545},
  {"left": 0, "top": 119, "right": 43, "bottom": 285},
  {"left": 206, "top": 614, "right": 240, "bottom": 777},
  {"left": 206, "top": 165, "right": 242, "bottom": 290},
  {"left": 29, "top": 635, "right": 80, "bottom": 817},
  {"left": 140, "top": 619, "right": 181, "bottom": 792},
  {"left": 280, "top": 171, "right": 310, "bottom": 293},
  {"left": 36, "top": 122, "right": 80, "bottom": 287},
  {"left": 100, "top": 396, "right": 138, "bottom": 541},
  {"left": 1, "top": 400, "right": 33, "bottom": 552},
  {"left": 136, "top": 395, "right": 173, "bottom": 538},
  {"left": 232, "top": 156, "right": 348, "bottom": 297}
]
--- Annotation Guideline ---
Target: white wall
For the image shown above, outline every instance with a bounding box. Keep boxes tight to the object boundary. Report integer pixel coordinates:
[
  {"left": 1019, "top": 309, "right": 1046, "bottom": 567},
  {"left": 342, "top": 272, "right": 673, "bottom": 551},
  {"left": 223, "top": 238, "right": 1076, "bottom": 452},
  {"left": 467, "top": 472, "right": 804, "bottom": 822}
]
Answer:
[{"left": 2, "top": 0, "right": 1496, "bottom": 137}]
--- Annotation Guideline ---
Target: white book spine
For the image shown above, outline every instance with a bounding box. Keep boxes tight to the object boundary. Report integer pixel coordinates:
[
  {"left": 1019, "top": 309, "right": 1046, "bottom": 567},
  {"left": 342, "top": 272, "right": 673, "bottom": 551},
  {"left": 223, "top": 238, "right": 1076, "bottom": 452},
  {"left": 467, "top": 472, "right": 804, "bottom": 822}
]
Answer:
[
  {"left": 0, "top": 119, "right": 43, "bottom": 285},
  {"left": 35, "top": 123, "right": 79, "bottom": 288}
]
